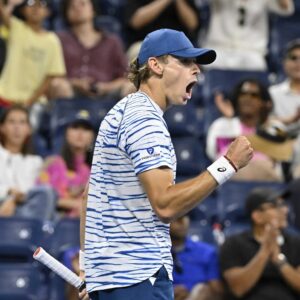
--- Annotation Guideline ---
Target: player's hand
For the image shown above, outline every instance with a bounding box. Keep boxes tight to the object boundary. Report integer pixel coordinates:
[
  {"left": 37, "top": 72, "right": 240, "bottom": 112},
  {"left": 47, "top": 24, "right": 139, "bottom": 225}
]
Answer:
[
  {"left": 225, "top": 136, "right": 253, "bottom": 170},
  {"left": 79, "top": 270, "right": 90, "bottom": 300},
  {"left": 79, "top": 288, "right": 90, "bottom": 300}
]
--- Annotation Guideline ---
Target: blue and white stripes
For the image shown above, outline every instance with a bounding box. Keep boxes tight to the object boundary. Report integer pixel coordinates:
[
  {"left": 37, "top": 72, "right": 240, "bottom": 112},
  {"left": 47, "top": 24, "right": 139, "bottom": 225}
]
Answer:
[{"left": 85, "top": 92, "right": 176, "bottom": 292}]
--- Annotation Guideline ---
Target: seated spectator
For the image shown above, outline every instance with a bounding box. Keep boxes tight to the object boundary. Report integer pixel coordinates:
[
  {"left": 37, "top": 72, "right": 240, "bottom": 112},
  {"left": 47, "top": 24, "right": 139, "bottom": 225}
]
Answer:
[
  {"left": 269, "top": 39, "right": 300, "bottom": 178},
  {"left": 0, "top": 105, "right": 56, "bottom": 219},
  {"left": 37, "top": 110, "right": 95, "bottom": 218},
  {"left": 51, "top": 0, "right": 130, "bottom": 100},
  {"left": 170, "top": 215, "right": 223, "bottom": 300},
  {"left": 203, "top": 0, "right": 294, "bottom": 71},
  {"left": 125, "top": 0, "right": 199, "bottom": 47},
  {"left": 0, "top": 0, "right": 66, "bottom": 107},
  {"left": 220, "top": 187, "right": 300, "bottom": 300},
  {"left": 206, "top": 79, "right": 284, "bottom": 182}
]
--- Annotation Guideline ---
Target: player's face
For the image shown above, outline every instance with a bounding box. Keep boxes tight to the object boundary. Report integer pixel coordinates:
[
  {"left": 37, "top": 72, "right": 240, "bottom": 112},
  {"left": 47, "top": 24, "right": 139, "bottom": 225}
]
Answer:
[{"left": 162, "top": 55, "right": 200, "bottom": 106}]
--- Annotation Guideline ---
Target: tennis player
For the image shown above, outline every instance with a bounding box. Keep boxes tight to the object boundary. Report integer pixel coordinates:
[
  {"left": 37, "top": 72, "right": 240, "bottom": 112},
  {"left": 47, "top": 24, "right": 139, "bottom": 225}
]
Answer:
[{"left": 79, "top": 28, "right": 253, "bottom": 300}]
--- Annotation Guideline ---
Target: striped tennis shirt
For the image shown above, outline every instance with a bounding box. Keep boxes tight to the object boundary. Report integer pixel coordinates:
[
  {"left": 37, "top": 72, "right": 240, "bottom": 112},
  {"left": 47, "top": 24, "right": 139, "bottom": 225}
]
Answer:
[{"left": 85, "top": 91, "right": 177, "bottom": 292}]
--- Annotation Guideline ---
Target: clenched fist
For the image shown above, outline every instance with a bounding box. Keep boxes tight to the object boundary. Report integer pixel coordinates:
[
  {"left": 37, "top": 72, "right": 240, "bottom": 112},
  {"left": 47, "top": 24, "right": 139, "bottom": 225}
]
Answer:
[{"left": 225, "top": 136, "right": 253, "bottom": 170}]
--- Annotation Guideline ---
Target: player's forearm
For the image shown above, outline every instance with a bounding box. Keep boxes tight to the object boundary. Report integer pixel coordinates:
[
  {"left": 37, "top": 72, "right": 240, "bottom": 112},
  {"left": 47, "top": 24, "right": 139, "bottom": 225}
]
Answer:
[
  {"left": 80, "top": 185, "right": 88, "bottom": 251},
  {"left": 151, "top": 171, "right": 217, "bottom": 223},
  {"left": 224, "top": 248, "right": 269, "bottom": 297},
  {"left": 129, "top": 0, "right": 172, "bottom": 29}
]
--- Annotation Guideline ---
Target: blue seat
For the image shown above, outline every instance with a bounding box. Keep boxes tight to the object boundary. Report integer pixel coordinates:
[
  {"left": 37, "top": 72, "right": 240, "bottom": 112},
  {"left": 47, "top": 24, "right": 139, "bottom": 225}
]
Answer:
[
  {"left": 223, "top": 222, "right": 250, "bottom": 238},
  {"left": 172, "top": 137, "right": 207, "bottom": 176},
  {"left": 188, "top": 221, "right": 215, "bottom": 245},
  {"left": 202, "top": 69, "right": 270, "bottom": 131},
  {"left": 0, "top": 264, "right": 47, "bottom": 300},
  {"left": 189, "top": 192, "right": 220, "bottom": 225},
  {"left": 49, "top": 218, "right": 80, "bottom": 259},
  {"left": 217, "top": 181, "right": 286, "bottom": 227},
  {"left": 95, "top": 15, "right": 122, "bottom": 36},
  {"left": 164, "top": 102, "right": 204, "bottom": 137},
  {"left": 50, "top": 97, "right": 115, "bottom": 153},
  {"left": 0, "top": 217, "right": 44, "bottom": 263}
]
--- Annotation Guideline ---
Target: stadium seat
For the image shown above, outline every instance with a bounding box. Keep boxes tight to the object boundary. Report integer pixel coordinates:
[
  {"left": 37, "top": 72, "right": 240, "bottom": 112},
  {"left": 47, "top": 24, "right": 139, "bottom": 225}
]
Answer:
[
  {"left": 202, "top": 69, "right": 270, "bottom": 131},
  {"left": 189, "top": 192, "right": 220, "bottom": 225},
  {"left": 189, "top": 221, "right": 215, "bottom": 245},
  {"left": 223, "top": 222, "right": 250, "bottom": 238},
  {"left": 172, "top": 137, "right": 207, "bottom": 176},
  {"left": 0, "top": 264, "right": 46, "bottom": 300},
  {"left": 49, "top": 218, "right": 80, "bottom": 259},
  {"left": 164, "top": 102, "right": 204, "bottom": 138},
  {"left": 50, "top": 97, "right": 115, "bottom": 153},
  {"left": 217, "top": 181, "right": 286, "bottom": 227},
  {"left": 0, "top": 217, "right": 44, "bottom": 263},
  {"left": 95, "top": 15, "right": 122, "bottom": 36}
]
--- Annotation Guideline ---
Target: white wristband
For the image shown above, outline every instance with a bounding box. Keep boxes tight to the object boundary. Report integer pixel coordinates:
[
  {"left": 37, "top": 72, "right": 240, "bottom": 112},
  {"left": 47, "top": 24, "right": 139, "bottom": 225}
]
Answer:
[
  {"left": 207, "top": 156, "right": 236, "bottom": 185},
  {"left": 79, "top": 250, "right": 85, "bottom": 271}
]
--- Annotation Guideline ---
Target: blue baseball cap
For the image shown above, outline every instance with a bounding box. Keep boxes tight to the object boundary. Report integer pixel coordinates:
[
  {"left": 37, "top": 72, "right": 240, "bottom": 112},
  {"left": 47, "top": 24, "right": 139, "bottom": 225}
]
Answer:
[{"left": 137, "top": 29, "right": 216, "bottom": 66}]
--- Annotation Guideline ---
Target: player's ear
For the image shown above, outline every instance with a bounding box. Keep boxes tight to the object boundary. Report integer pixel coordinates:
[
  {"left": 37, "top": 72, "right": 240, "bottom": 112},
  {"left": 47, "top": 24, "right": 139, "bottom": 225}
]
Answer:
[{"left": 147, "top": 57, "right": 164, "bottom": 76}]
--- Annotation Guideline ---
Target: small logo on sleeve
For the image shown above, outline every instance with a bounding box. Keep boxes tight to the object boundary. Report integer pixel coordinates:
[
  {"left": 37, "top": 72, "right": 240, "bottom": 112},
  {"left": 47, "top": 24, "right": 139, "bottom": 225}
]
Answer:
[
  {"left": 217, "top": 167, "right": 227, "bottom": 172},
  {"left": 140, "top": 146, "right": 161, "bottom": 161},
  {"left": 147, "top": 147, "right": 154, "bottom": 155}
]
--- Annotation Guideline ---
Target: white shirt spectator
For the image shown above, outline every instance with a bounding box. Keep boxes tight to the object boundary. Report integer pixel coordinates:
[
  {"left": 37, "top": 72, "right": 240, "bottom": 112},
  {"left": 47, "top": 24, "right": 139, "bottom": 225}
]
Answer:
[
  {"left": 269, "top": 79, "right": 300, "bottom": 118},
  {"left": 0, "top": 145, "right": 43, "bottom": 201},
  {"left": 203, "top": 0, "right": 294, "bottom": 70}
]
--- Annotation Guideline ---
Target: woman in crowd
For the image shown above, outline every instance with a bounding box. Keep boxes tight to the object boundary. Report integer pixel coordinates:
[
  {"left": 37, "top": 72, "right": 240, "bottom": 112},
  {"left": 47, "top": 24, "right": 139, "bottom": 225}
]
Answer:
[
  {"left": 0, "top": 105, "right": 56, "bottom": 219},
  {"left": 37, "top": 111, "right": 95, "bottom": 218}
]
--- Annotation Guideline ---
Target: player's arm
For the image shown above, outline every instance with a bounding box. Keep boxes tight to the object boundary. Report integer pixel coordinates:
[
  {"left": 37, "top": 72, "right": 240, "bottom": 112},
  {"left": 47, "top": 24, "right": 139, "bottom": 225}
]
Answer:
[
  {"left": 139, "top": 136, "right": 253, "bottom": 223},
  {"left": 79, "top": 184, "right": 89, "bottom": 300}
]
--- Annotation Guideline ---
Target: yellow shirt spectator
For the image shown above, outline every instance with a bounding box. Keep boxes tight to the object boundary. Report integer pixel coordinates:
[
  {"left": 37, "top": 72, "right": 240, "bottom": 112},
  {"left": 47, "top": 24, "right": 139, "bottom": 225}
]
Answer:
[{"left": 0, "top": 17, "right": 65, "bottom": 104}]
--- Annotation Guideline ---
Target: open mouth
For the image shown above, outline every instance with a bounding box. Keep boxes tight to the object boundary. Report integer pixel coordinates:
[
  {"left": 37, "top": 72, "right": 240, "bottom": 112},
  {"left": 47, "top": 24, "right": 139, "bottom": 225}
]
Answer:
[{"left": 185, "top": 81, "right": 197, "bottom": 99}]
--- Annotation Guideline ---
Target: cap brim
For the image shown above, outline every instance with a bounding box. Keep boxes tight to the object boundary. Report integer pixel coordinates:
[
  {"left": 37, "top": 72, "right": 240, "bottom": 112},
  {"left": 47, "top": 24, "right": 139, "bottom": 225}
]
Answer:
[
  {"left": 69, "top": 119, "right": 94, "bottom": 130},
  {"left": 246, "top": 134, "right": 295, "bottom": 162},
  {"left": 170, "top": 48, "right": 216, "bottom": 65}
]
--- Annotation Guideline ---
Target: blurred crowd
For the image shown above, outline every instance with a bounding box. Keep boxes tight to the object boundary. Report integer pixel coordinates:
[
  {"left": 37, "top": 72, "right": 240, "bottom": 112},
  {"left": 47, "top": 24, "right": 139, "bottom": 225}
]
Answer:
[{"left": 0, "top": 0, "right": 300, "bottom": 299}]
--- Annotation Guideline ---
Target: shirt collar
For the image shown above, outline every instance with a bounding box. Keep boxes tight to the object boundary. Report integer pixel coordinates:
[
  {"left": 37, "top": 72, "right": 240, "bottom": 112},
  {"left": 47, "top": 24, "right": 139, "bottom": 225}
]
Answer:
[{"left": 138, "top": 91, "right": 164, "bottom": 117}]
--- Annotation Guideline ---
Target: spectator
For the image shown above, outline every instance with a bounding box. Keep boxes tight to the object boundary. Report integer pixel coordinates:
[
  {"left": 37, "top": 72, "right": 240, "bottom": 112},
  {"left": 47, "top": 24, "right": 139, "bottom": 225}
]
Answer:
[
  {"left": 51, "top": 0, "right": 129, "bottom": 100},
  {"left": 170, "top": 215, "right": 223, "bottom": 300},
  {"left": 206, "top": 79, "right": 284, "bottom": 182},
  {"left": 269, "top": 39, "right": 300, "bottom": 178},
  {"left": 202, "top": 0, "right": 294, "bottom": 70},
  {"left": 36, "top": 110, "right": 95, "bottom": 218},
  {"left": 270, "top": 39, "right": 300, "bottom": 124},
  {"left": 0, "top": 105, "right": 56, "bottom": 219},
  {"left": 220, "top": 187, "right": 300, "bottom": 300},
  {"left": 0, "top": 0, "right": 66, "bottom": 107},
  {"left": 125, "top": 0, "right": 199, "bottom": 47}
]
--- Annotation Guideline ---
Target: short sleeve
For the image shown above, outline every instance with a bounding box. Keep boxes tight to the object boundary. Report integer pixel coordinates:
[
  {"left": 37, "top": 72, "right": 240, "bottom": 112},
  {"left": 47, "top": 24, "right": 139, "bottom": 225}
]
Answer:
[{"left": 124, "top": 114, "right": 174, "bottom": 175}]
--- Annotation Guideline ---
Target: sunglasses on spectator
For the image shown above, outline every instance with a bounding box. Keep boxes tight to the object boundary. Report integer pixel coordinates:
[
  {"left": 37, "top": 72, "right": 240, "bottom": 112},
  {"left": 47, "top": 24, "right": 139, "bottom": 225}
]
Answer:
[
  {"left": 287, "top": 54, "right": 300, "bottom": 62},
  {"left": 259, "top": 201, "right": 288, "bottom": 211},
  {"left": 239, "top": 91, "right": 261, "bottom": 98}
]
